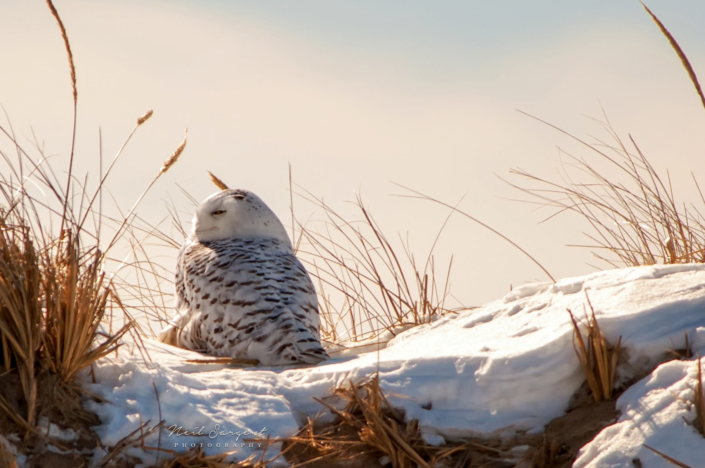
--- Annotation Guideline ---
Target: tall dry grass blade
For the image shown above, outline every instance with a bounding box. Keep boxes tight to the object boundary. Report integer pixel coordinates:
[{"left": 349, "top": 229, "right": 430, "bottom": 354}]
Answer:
[
  {"left": 568, "top": 294, "right": 621, "bottom": 402},
  {"left": 0, "top": 215, "right": 42, "bottom": 426},
  {"left": 643, "top": 444, "right": 693, "bottom": 468},
  {"left": 45, "top": 0, "right": 79, "bottom": 232},
  {"left": 642, "top": 2, "right": 705, "bottom": 112},
  {"left": 105, "top": 130, "right": 187, "bottom": 253},
  {"left": 45, "top": 0, "right": 76, "bottom": 104},
  {"left": 34, "top": 228, "right": 131, "bottom": 383},
  {"left": 285, "top": 374, "right": 438, "bottom": 468},
  {"left": 78, "top": 109, "right": 159, "bottom": 232},
  {"left": 293, "top": 190, "right": 463, "bottom": 344},
  {"left": 392, "top": 182, "right": 555, "bottom": 282},
  {"left": 0, "top": 438, "right": 18, "bottom": 468},
  {"left": 160, "top": 131, "right": 187, "bottom": 175},
  {"left": 568, "top": 309, "right": 601, "bottom": 401},
  {"left": 511, "top": 112, "right": 705, "bottom": 268}
]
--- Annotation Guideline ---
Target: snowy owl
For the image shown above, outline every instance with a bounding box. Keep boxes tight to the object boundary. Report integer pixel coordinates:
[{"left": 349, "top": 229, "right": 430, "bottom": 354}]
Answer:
[{"left": 158, "top": 188, "right": 328, "bottom": 366}]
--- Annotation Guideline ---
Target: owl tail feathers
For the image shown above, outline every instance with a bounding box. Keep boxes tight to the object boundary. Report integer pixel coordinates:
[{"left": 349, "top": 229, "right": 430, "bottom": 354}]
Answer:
[
  {"left": 297, "top": 346, "right": 330, "bottom": 365},
  {"left": 280, "top": 340, "right": 329, "bottom": 366},
  {"left": 157, "top": 322, "right": 179, "bottom": 346},
  {"left": 157, "top": 309, "right": 204, "bottom": 351}
]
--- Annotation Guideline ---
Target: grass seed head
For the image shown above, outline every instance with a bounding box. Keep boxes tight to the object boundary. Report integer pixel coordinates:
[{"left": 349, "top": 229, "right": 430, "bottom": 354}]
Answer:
[
  {"left": 208, "top": 171, "right": 230, "bottom": 191},
  {"left": 160, "top": 130, "right": 188, "bottom": 175},
  {"left": 137, "top": 109, "right": 154, "bottom": 126}
]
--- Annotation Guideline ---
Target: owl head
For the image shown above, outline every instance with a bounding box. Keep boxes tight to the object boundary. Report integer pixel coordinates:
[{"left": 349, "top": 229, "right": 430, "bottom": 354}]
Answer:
[{"left": 191, "top": 189, "right": 293, "bottom": 249}]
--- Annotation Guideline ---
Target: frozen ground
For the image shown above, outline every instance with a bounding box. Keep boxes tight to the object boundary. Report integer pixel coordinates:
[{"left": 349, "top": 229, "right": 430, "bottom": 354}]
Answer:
[{"left": 83, "top": 263, "right": 705, "bottom": 466}]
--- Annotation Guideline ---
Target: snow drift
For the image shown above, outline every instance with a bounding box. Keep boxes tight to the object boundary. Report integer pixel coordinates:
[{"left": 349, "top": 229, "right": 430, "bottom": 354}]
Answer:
[{"left": 83, "top": 263, "right": 705, "bottom": 466}]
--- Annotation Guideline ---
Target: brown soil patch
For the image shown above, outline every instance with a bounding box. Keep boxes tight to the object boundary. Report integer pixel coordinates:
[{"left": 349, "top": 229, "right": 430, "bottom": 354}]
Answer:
[
  {"left": 540, "top": 398, "right": 620, "bottom": 465},
  {"left": 0, "top": 370, "right": 101, "bottom": 468}
]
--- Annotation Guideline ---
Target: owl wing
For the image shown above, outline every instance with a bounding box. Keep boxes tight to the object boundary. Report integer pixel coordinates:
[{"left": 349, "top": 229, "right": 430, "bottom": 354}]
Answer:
[{"left": 158, "top": 241, "right": 215, "bottom": 349}]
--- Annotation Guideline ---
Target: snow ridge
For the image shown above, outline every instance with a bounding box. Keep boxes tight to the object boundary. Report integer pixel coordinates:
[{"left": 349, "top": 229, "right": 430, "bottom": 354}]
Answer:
[{"left": 85, "top": 264, "right": 705, "bottom": 465}]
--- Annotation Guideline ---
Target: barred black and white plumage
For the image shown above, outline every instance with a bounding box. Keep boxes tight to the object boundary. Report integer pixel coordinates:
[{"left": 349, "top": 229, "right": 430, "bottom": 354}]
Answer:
[{"left": 158, "top": 189, "right": 328, "bottom": 366}]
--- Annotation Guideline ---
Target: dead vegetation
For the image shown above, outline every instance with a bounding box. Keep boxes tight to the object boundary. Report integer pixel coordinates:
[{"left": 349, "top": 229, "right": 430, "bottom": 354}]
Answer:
[
  {"left": 666, "top": 332, "right": 694, "bottom": 361},
  {"left": 0, "top": 1, "right": 703, "bottom": 468},
  {"left": 280, "top": 373, "right": 621, "bottom": 468},
  {"left": 152, "top": 446, "right": 271, "bottom": 468},
  {"left": 0, "top": 1, "right": 186, "bottom": 465},
  {"left": 510, "top": 4, "right": 705, "bottom": 270},
  {"left": 0, "top": 440, "right": 18, "bottom": 468},
  {"left": 567, "top": 294, "right": 622, "bottom": 402},
  {"left": 292, "top": 191, "right": 463, "bottom": 346},
  {"left": 509, "top": 110, "right": 705, "bottom": 268},
  {"left": 282, "top": 374, "right": 454, "bottom": 468}
]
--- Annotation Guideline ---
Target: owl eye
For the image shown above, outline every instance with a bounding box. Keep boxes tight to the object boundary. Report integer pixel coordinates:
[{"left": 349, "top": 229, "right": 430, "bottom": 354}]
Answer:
[{"left": 211, "top": 209, "right": 226, "bottom": 216}]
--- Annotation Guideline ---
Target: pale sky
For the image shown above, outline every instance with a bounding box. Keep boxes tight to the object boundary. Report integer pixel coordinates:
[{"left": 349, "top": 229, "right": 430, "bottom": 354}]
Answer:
[{"left": 1, "top": 1, "right": 705, "bottom": 309}]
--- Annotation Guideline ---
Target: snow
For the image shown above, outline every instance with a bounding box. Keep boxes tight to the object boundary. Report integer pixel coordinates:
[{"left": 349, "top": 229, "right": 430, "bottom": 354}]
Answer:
[
  {"left": 85, "top": 263, "right": 705, "bottom": 466},
  {"left": 576, "top": 359, "right": 705, "bottom": 468},
  {"left": 37, "top": 417, "right": 78, "bottom": 442}
]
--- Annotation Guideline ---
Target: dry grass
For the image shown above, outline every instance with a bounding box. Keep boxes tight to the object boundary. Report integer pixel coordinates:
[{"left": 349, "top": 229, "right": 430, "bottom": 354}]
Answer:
[
  {"left": 281, "top": 373, "right": 618, "bottom": 468},
  {"left": 641, "top": 2, "right": 705, "bottom": 113},
  {"left": 0, "top": 0, "right": 133, "bottom": 437},
  {"left": 567, "top": 294, "right": 622, "bottom": 402},
  {"left": 292, "top": 190, "right": 465, "bottom": 346},
  {"left": 153, "top": 447, "right": 272, "bottom": 468},
  {"left": 667, "top": 332, "right": 694, "bottom": 361},
  {"left": 282, "top": 374, "right": 462, "bottom": 468},
  {"left": 0, "top": 439, "right": 18, "bottom": 468},
  {"left": 0, "top": 1, "right": 187, "bottom": 465},
  {"left": 509, "top": 6, "right": 705, "bottom": 269},
  {"left": 643, "top": 444, "right": 693, "bottom": 468},
  {"left": 509, "top": 114, "right": 705, "bottom": 268}
]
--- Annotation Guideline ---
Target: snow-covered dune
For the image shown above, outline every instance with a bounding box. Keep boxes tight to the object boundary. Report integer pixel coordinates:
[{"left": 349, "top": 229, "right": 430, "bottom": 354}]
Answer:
[{"left": 85, "top": 264, "right": 705, "bottom": 466}]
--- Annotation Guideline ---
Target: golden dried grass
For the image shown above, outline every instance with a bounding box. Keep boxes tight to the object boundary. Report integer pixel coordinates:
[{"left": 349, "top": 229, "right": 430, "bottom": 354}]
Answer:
[
  {"left": 509, "top": 5, "right": 705, "bottom": 269},
  {"left": 0, "top": 215, "right": 42, "bottom": 429},
  {"left": 0, "top": 0, "right": 186, "bottom": 458},
  {"left": 98, "top": 420, "right": 164, "bottom": 468},
  {"left": 283, "top": 374, "right": 464, "bottom": 468},
  {"left": 0, "top": 440, "right": 18, "bottom": 468},
  {"left": 291, "top": 190, "right": 464, "bottom": 346},
  {"left": 643, "top": 444, "right": 693, "bottom": 468},
  {"left": 642, "top": 2, "right": 705, "bottom": 112},
  {"left": 509, "top": 113, "right": 705, "bottom": 268},
  {"left": 154, "top": 447, "right": 270, "bottom": 468},
  {"left": 45, "top": 0, "right": 76, "bottom": 104},
  {"left": 208, "top": 171, "right": 230, "bottom": 191},
  {"left": 568, "top": 295, "right": 622, "bottom": 402},
  {"left": 667, "top": 332, "right": 693, "bottom": 361}
]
